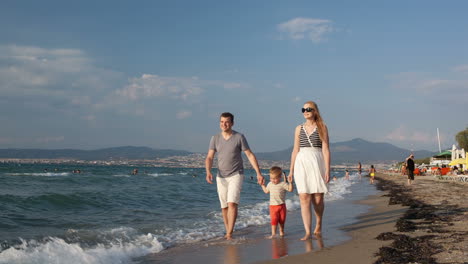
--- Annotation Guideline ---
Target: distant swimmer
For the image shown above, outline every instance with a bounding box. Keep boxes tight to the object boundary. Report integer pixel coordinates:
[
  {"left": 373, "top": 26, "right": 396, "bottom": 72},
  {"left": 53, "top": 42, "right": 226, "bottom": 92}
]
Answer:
[
  {"left": 132, "top": 168, "right": 138, "bottom": 175},
  {"left": 345, "top": 169, "right": 350, "bottom": 180}
]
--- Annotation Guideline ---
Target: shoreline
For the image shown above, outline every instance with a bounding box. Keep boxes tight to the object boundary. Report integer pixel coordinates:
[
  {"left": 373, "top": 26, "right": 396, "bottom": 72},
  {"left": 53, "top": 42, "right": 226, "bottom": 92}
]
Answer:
[
  {"left": 259, "top": 180, "right": 405, "bottom": 264},
  {"left": 262, "top": 173, "right": 467, "bottom": 264},
  {"left": 138, "top": 176, "right": 379, "bottom": 264}
]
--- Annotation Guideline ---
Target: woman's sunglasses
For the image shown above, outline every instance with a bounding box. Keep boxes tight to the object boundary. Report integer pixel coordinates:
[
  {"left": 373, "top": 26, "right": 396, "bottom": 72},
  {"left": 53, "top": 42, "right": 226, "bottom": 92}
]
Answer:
[{"left": 301, "top": 107, "right": 315, "bottom": 113}]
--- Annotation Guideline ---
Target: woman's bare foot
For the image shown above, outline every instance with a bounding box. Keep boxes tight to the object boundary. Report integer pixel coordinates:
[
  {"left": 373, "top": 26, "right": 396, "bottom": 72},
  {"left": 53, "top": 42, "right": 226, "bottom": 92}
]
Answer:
[
  {"left": 314, "top": 227, "right": 322, "bottom": 236},
  {"left": 300, "top": 234, "right": 312, "bottom": 240},
  {"left": 225, "top": 234, "right": 233, "bottom": 240}
]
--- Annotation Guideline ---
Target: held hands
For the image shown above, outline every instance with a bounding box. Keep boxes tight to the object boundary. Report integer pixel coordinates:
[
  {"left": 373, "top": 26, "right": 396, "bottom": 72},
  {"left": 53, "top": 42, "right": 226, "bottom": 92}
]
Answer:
[
  {"left": 257, "top": 173, "right": 265, "bottom": 185},
  {"left": 287, "top": 173, "right": 293, "bottom": 183},
  {"left": 206, "top": 172, "right": 213, "bottom": 184}
]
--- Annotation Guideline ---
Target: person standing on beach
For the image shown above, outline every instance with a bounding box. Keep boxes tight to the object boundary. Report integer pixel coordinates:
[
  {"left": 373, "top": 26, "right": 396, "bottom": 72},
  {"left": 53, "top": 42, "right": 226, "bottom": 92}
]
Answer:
[
  {"left": 406, "top": 154, "right": 415, "bottom": 185},
  {"left": 358, "top": 162, "right": 362, "bottom": 179},
  {"left": 205, "top": 112, "right": 264, "bottom": 240},
  {"left": 261, "top": 166, "right": 293, "bottom": 239},
  {"left": 287, "top": 101, "right": 330, "bottom": 240},
  {"left": 369, "top": 165, "right": 376, "bottom": 184}
]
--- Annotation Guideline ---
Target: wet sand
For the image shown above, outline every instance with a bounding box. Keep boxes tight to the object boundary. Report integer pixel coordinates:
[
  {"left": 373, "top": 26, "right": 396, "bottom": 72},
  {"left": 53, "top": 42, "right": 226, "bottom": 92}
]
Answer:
[{"left": 259, "top": 188, "right": 405, "bottom": 264}]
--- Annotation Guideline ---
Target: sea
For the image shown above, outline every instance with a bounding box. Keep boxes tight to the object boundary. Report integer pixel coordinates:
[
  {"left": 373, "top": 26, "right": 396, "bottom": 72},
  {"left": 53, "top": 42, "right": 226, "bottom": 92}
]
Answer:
[{"left": 0, "top": 163, "right": 379, "bottom": 264}]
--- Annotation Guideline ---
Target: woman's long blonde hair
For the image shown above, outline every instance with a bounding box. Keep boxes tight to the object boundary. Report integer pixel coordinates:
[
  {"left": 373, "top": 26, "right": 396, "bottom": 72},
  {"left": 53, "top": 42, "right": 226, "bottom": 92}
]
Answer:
[{"left": 305, "top": 101, "right": 327, "bottom": 142}]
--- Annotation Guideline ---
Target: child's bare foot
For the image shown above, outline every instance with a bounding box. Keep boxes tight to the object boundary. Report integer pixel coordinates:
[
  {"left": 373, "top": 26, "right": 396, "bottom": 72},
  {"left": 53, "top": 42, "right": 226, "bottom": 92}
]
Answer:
[
  {"left": 267, "top": 234, "right": 276, "bottom": 239},
  {"left": 300, "top": 234, "right": 312, "bottom": 240},
  {"left": 279, "top": 230, "right": 285, "bottom": 237}
]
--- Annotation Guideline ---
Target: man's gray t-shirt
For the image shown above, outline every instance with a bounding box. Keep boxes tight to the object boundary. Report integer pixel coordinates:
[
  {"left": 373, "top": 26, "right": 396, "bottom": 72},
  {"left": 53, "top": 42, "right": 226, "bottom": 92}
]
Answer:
[{"left": 208, "top": 130, "right": 250, "bottom": 178}]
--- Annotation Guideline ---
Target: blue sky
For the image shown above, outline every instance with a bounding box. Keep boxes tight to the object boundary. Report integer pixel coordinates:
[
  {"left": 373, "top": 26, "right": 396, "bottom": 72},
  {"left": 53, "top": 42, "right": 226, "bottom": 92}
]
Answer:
[{"left": 1, "top": 0, "right": 467, "bottom": 153}]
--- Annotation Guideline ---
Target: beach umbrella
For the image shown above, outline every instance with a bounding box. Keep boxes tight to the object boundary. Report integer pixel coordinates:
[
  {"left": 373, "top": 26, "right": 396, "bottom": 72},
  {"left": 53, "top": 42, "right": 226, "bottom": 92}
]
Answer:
[{"left": 449, "top": 158, "right": 467, "bottom": 166}]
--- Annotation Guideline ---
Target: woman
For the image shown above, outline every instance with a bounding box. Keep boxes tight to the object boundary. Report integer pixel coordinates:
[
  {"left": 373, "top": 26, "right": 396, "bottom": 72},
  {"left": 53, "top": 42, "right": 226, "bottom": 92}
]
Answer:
[{"left": 288, "top": 101, "right": 330, "bottom": 240}]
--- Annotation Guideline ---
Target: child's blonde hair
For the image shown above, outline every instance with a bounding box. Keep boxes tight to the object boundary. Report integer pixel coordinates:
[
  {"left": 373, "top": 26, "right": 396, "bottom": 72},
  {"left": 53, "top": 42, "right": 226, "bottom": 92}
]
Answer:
[{"left": 269, "top": 166, "right": 283, "bottom": 178}]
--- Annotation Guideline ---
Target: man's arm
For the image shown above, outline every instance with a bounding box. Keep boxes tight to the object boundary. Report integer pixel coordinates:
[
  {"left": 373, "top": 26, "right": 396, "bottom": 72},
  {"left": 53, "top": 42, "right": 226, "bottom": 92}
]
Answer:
[
  {"left": 205, "top": 149, "right": 215, "bottom": 184},
  {"left": 244, "top": 149, "right": 264, "bottom": 185}
]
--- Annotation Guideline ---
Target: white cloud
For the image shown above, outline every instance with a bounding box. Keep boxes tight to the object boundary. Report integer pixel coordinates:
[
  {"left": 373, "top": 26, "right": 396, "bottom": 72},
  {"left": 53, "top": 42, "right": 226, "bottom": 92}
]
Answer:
[
  {"left": 385, "top": 125, "right": 433, "bottom": 143},
  {"left": 0, "top": 137, "right": 14, "bottom": 144},
  {"left": 0, "top": 44, "right": 122, "bottom": 102},
  {"left": 273, "top": 83, "right": 283, "bottom": 89},
  {"left": 223, "top": 83, "right": 242, "bottom": 90},
  {"left": 116, "top": 74, "right": 247, "bottom": 101},
  {"left": 277, "top": 17, "right": 334, "bottom": 43},
  {"left": 116, "top": 74, "right": 203, "bottom": 101},
  {"left": 453, "top": 64, "right": 468, "bottom": 73},
  {"left": 292, "top": 96, "right": 302, "bottom": 102},
  {"left": 388, "top": 70, "right": 468, "bottom": 103},
  {"left": 81, "top": 115, "right": 96, "bottom": 121},
  {"left": 35, "top": 136, "right": 65, "bottom": 144},
  {"left": 176, "top": 111, "right": 192, "bottom": 119}
]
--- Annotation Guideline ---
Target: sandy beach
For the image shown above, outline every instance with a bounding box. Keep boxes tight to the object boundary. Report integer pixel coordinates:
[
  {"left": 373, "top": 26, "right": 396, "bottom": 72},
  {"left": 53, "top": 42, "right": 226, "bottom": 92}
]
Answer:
[{"left": 261, "top": 173, "right": 467, "bottom": 264}]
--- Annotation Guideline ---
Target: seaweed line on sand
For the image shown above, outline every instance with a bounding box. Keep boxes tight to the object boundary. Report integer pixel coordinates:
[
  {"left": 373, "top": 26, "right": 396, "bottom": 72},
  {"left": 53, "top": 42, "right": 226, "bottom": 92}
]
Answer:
[{"left": 372, "top": 176, "right": 467, "bottom": 264}]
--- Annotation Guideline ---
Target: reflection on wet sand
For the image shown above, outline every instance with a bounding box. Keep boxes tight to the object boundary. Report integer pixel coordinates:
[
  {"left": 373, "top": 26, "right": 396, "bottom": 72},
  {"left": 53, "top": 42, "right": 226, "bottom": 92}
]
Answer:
[
  {"left": 223, "top": 244, "right": 240, "bottom": 264},
  {"left": 271, "top": 238, "right": 288, "bottom": 259},
  {"left": 304, "top": 235, "right": 324, "bottom": 253}
]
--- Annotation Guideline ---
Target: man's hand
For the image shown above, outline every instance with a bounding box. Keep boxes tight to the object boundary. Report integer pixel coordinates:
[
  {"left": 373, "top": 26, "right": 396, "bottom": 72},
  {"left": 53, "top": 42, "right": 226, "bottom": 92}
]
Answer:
[
  {"left": 206, "top": 172, "right": 213, "bottom": 184},
  {"left": 256, "top": 173, "right": 264, "bottom": 185}
]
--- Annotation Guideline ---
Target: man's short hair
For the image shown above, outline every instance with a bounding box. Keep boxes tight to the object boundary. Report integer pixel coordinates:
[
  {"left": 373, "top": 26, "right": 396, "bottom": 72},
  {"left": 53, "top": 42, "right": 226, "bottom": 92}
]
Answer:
[
  {"left": 269, "top": 166, "right": 283, "bottom": 178},
  {"left": 220, "top": 112, "right": 234, "bottom": 123}
]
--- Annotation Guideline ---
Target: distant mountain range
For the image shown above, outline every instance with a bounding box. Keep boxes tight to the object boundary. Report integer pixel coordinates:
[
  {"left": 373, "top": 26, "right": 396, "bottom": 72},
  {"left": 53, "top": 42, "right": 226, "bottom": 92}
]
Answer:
[
  {"left": 0, "top": 138, "right": 436, "bottom": 163},
  {"left": 256, "top": 138, "right": 436, "bottom": 163},
  {"left": 0, "top": 146, "right": 191, "bottom": 160}
]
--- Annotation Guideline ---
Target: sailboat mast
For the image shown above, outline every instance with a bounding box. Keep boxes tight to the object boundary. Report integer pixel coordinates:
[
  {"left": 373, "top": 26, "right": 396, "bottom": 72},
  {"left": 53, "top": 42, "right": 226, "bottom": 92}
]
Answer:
[{"left": 437, "top": 128, "right": 442, "bottom": 153}]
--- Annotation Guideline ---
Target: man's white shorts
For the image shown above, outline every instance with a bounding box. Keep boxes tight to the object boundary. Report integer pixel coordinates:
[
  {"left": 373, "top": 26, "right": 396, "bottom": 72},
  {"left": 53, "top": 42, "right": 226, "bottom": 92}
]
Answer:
[{"left": 216, "top": 173, "right": 244, "bottom": 208}]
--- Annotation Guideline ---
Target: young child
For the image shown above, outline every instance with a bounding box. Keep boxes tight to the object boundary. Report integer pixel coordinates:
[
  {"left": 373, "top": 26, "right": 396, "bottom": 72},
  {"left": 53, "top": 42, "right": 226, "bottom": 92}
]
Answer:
[{"left": 261, "top": 166, "right": 293, "bottom": 238}]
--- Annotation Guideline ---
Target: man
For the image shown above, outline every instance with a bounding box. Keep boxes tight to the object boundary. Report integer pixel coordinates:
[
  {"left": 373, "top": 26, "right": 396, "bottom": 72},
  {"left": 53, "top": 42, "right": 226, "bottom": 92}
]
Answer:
[
  {"left": 406, "top": 154, "right": 415, "bottom": 185},
  {"left": 205, "top": 112, "right": 264, "bottom": 240}
]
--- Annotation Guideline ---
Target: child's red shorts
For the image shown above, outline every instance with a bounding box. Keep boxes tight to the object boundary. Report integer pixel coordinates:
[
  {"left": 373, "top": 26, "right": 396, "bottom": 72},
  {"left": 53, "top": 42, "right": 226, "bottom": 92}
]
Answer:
[{"left": 269, "top": 204, "right": 287, "bottom": 225}]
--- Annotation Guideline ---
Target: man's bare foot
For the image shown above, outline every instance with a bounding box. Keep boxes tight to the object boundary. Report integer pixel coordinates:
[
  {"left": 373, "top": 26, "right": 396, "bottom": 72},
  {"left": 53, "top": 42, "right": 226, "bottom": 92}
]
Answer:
[{"left": 300, "top": 234, "right": 312, "bottom": 240}]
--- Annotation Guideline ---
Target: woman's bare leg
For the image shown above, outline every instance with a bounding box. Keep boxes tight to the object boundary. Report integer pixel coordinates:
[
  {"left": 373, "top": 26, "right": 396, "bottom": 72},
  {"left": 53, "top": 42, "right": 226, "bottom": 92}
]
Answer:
[
  {"left": 299, "top": 193, "right": 312, "bottom": 240},
  {"left": 311, "top": 193, "right": 324, "bottom": 236}
]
